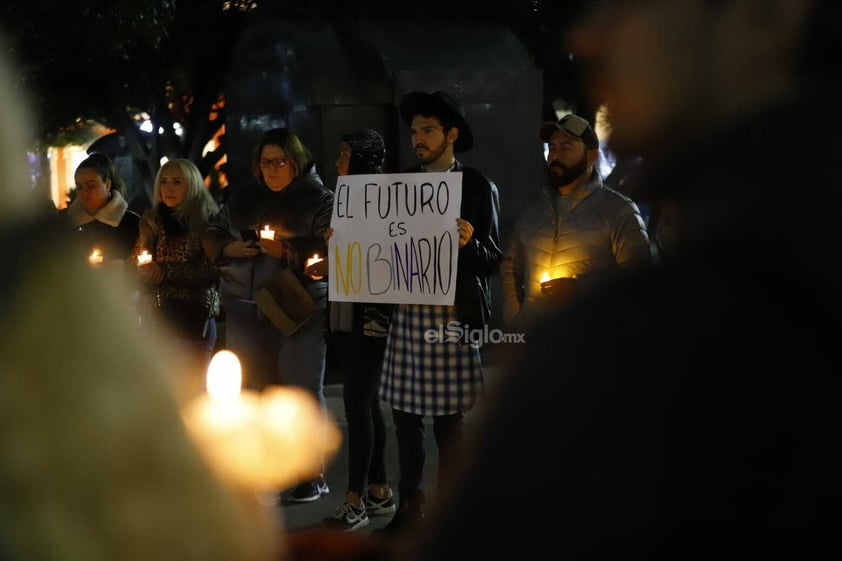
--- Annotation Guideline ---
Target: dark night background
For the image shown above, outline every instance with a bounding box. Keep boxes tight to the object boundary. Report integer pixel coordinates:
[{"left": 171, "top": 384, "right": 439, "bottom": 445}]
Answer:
[{"left": 0, "top": 0, "right": 601, "bottom": 206}]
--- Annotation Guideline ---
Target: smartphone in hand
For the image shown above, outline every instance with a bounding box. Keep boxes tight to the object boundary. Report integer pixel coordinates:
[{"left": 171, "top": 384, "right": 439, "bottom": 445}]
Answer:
[{"left": 240, "top": 228, "right": 259, "bottom": 242}]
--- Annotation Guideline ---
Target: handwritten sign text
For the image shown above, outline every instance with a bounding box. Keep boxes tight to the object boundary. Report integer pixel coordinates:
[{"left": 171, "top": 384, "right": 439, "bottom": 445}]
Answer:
[{"left": 328, "top": 172, "right": 462, "bottom": 305}]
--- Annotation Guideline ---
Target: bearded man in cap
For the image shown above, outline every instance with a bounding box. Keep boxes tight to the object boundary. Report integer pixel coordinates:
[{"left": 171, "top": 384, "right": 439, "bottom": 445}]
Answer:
[
  {"left": 501, "top": 113, "right": 651, "bottom": 328},
  {"left": 376, "top": 90, "right": 502, "bottom": 535}
]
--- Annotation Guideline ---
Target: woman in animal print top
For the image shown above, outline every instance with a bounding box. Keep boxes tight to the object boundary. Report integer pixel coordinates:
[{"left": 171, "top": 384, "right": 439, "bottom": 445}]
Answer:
[{"left": 134, "top": 158, "right": 221, "bottom": 375}]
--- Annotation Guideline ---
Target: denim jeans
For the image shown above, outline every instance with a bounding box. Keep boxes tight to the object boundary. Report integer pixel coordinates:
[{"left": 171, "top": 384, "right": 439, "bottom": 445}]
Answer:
[{"left": 221, "top": 281, "right": 327, "bottom": 410}]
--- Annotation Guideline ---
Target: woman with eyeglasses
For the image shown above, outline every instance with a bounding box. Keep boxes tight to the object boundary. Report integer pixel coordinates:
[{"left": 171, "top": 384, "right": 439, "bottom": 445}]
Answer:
[{"left": 207, "top": 128, "right": 335, "bottom": 503}]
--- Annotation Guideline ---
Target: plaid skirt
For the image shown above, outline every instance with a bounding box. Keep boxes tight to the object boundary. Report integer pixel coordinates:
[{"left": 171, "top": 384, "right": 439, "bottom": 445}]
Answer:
[{"left": 379, "top": 304, "right": 484, "bottom": 416}]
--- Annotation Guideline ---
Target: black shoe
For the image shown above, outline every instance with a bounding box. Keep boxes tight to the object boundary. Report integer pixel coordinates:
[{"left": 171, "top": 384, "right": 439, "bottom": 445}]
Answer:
[
  {"left": 285, "top": 476, "right": 330, "bottom": 503},
  {"left": 322, "top": 501, "right": 369, "bottom": 531},
  {"left": 374, "top": 492, "right": 424, "bottom": 536},
  {"left": 317, "top": 475, "right": 330, "bottom": 496},
  {"left": 364, "top": 488, "right": 397, "bottom": 516}
]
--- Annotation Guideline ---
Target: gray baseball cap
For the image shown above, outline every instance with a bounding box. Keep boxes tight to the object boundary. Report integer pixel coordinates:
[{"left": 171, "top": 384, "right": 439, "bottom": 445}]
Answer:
[{"left": 539, "top": 114, "right": 599, "bottom": 149}]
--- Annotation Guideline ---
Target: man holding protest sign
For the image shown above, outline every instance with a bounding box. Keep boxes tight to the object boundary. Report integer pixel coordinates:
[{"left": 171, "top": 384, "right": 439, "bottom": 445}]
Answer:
[{"left": 375, "top": 90, "right": 502, "bottom": 535}]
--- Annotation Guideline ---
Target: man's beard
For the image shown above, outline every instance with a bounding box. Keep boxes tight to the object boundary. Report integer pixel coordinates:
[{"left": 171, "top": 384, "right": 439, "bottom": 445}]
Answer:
[
  {"left": 415, "top": 139, "right": 449, "bottom": 166},
  {"left": 547, "top": 153, "right": 589, "bottom": 188}
]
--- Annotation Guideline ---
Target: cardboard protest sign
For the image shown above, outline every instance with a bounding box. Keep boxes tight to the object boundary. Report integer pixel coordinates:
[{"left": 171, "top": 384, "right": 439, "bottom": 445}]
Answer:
[{"left": 328, "top": 172, "right": 462, "bottom": 305}]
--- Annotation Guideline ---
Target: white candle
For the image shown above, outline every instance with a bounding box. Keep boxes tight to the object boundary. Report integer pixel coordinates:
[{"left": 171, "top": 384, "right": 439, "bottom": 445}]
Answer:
[
  {"left": 181, "top": 350, "right": 341, "bottom": 490},
  {"left": 136, "top": 250, "right": 152, "bottom": 266},
  {"left": 259, "top": 225, "right": 275, "bottom": 240},
  {"left": 88, "top": 248, "right": 104, "bottom": 266}
]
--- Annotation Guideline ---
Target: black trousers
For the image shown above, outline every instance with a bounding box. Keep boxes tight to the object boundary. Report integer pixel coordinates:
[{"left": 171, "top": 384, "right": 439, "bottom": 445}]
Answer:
[
  {"left": 392, "top": 408, "right": 465, "bottom": 501},
  {"left": 333, "top": 331, "right": 389, "bottom": 495}
]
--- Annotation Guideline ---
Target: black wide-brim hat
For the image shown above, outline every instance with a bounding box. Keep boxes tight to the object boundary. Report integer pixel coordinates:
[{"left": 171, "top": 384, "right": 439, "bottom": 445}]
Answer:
[{"left": 399, "top": 90, "right": 474, "bottom": 153}]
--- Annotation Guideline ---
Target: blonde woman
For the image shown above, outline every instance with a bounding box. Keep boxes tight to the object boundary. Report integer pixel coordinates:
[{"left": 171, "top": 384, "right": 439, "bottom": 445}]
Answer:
[{"left": 135, "top": 158, "right": 221, "bottom": 372}]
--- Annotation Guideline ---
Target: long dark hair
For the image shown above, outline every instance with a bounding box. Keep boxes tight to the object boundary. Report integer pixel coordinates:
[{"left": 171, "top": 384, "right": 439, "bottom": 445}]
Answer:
[{"left": 76, "top": 152, "right": 126, "bottom": 195}]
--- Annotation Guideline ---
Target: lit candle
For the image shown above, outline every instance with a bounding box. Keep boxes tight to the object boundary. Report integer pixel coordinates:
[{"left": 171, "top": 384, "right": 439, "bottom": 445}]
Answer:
[
  {"left": 181, "top": 350, "right": 341, "bottom": 490},
  {"left": 88, "top": 248, "right": 104, "bottom": 266},
  {"left": 540, "top": 273, "right": 578, "bottom": 301},
  {"left": 136, "top": 250, "right": 152, "bottom": 266},
  {"left": 305, "top": 254, "right": 324, "bottom": 268},
  {"left": 305, "top": 254, "right": 325, "bottom": 280},
  {"left": 259, "top": 225, "right": 275, "bottom": 240},
  {"left": 539, "top": 271, "right": 551, "bottom": 284}
]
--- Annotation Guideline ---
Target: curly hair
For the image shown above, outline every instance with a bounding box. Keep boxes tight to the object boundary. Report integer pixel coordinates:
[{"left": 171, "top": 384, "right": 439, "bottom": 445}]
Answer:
[{"left": 342, "top": 128, "right": 386, "bottom": 175}]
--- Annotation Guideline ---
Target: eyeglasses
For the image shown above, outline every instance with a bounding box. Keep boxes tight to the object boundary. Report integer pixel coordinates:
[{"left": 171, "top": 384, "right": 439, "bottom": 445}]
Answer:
[{"left": 259, "top": 158, "right": 288, "bottom": 169}]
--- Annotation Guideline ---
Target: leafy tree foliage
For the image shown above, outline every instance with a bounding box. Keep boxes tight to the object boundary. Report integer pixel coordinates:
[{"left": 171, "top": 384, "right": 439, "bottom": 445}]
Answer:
[
  {"left": 1, "top": 0, "right": 596, "bottom": 202},
  {"left": 2, "top": 1, "right": 174, "bottom": 146}
]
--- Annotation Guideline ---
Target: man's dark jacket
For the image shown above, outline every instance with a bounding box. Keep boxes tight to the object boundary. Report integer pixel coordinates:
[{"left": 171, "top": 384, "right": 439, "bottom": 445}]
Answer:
[{"left": 404, "top": 161, "right": 502, "bottom": 327}]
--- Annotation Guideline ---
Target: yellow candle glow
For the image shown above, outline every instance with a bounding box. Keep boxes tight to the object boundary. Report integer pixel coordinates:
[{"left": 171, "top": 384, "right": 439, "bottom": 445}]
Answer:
[
  {"left": 259, "top": 225, "right": 275, "bottom": 240},
  {"left": 305, "top": 254, "right": 324, "bottom": 268},
  {"left": 305, "top": 254, "right": 325, "bottom": 280},
  {"left": 181, "top": 350, "right": 341, "bottom": 490},
  {"left": 539, "top": 271, "right": 550, "bottom": 284},
  {"left": 88, "top": 248, "right": 104, "bottom": 266},
  {"left": 136, "top": 250, "right": 152, "bottom": 266}
]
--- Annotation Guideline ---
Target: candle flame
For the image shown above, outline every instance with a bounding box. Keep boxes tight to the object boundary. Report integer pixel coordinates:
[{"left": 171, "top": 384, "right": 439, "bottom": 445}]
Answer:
[
  {"left": 206, "top": 350, "right": 242, "bottom": 403},
  {"left": 88, "top": 248, "right": 104, "bottom": 265},
  {"left": 260, "top": 225, "right": 275, "bottom": 240},
  {"left": 539, "top": 272, "right": 550, "bottom": 284},
  {"left": 306, "top": 254, "right": 323, "bottom": 268}
]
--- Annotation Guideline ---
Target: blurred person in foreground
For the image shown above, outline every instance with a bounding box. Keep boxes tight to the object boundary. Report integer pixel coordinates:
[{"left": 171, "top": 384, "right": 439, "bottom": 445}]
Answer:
[
  {"left": 408, "top": 1, "right": 842, "bottom": 560},
  {"left": 0, "top": 47, "right": 278, "bottom": 561}
]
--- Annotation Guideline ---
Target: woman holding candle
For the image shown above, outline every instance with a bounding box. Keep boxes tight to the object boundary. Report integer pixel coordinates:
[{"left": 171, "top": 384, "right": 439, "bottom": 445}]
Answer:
[
  {"left": 207, "top": 128, "right": 334, "bottom": 503},
  {"left": 134, "top": 158, "right": 221, "bottom": 375},
  {"left": 322, "top": 128, "right": 395, "bottom": 531},
  {"left": 58, "top": 152, "right": 140, "bottom": 263}
]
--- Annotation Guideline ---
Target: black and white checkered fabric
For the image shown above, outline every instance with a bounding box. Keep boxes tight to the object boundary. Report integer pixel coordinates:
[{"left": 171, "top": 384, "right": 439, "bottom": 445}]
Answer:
[{"left": 379, "top": 303, "right": 483, "bottom": 416}]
